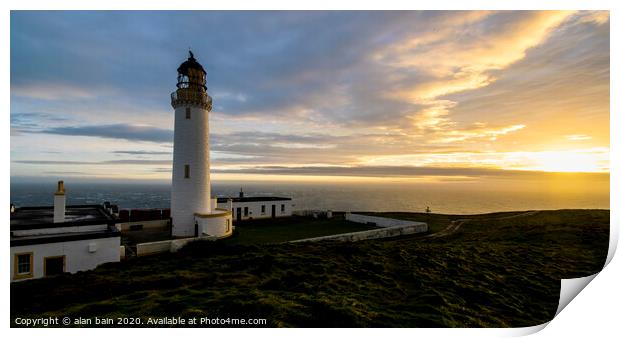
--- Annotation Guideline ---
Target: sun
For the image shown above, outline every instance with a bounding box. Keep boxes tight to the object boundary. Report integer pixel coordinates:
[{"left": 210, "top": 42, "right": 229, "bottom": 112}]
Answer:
[{"left": 513, "top": 149, "right": 608, "bottom": 173}]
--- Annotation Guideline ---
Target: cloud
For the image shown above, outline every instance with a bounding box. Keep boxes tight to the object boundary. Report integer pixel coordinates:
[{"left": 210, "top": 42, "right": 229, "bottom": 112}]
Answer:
[
  {"left": 212, "top": 131, "right": 342, "bottom": 147},
  {"left": 38, "top": 124, "right": 174, "bottom": 143},
  {"left": 11, "top": 83, "right": 110, "bottom": 101},
  {"left": 112, "top": 150, "right": 171, "bottom": 155},
  {"left": 566, "top": 134, "right": 592, "bottom": 141},
  {"left": 408, "top": 100, "right": 456, "bottom": 131},
  {"left": 42, "top": 171, "right": 97, "bottom": 176},
  {"left": 436, "top": 124, "right": 526, "bottom": 143},
  {"left": 14, "top": 160, "right": 94, "bottom": 165},
  {"left": 211, "top": 164, "right": 609, "bottom": 178},
  {"left": 9, "top": 11, "right": 610, "bottom": 178},
  {"left": 375, "top": 11, "right": 575, "bottom": 145},
  {"left": 356, "top": 147, "right": 609, "bottom": 173},
  {"left": 378, "top": 11, "right": 573, "bottom": 78},
  {"left": 14, "top": 159, "right": 172, "bottom": 165},
  {"left": 575, "top": 11, "right": 609, "bottom": 25},
  {"left": 11, "top": 112, "right": 69, "bottom": 132}
]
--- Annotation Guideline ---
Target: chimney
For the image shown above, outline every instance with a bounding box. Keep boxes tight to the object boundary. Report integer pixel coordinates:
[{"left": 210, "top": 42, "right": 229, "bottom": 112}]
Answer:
[
  {"left": 53, "top": 180, "right": 66, "bottom": 223},
  {"left": 239, "top": 187, "right": 244, "bottom": 198}
]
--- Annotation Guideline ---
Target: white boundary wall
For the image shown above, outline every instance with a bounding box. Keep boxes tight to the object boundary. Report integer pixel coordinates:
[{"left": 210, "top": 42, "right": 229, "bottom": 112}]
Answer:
[
  {"left": 290, "top": 213, "right": 428, "bottom": 243},
  {"left": 135, "top": 234, "right": 233, "bottom": 257},
  {"left": 345, "top": 213, "right": 420, "bottom": 228}
]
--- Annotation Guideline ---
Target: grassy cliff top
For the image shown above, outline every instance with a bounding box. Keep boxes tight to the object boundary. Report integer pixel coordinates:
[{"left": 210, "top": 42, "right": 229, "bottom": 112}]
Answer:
[{"left": 11, "top": 209, "right": 609, "bottom": 328}]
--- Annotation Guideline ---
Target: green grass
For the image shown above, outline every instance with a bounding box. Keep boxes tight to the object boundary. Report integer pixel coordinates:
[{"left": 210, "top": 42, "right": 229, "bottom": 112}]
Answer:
[
  {"left": 223, "top": 214, "right": 379, "bottom": 245},
  {"left": 10, "top": 209, "right": 609, "bottom": 328}
]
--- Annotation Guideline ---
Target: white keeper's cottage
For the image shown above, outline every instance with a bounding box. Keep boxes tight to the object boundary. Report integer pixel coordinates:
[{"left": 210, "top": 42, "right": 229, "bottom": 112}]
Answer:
[
  {"left": 10, "top": 181, "right": 121, "bottom": 282},
  {"left": 217, "top": 188, "right": 294, "bottom": 221}
]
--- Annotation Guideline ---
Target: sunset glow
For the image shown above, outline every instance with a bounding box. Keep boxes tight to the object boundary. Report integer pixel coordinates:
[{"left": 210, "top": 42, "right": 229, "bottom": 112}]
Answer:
[{"left": 10, "top": 11, "right": 609, "bottom": 182}]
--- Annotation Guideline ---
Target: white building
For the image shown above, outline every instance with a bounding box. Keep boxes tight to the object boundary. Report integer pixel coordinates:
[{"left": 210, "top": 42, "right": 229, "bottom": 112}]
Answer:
[
  {"left": 10, "top": 181, "right": 121, "bottom": 282},
  {"left": 170, "top": 51, "right": 232, "bottom": 238},
  {"left": 217, "top": 189, "right": 294, "bottom": 221}
]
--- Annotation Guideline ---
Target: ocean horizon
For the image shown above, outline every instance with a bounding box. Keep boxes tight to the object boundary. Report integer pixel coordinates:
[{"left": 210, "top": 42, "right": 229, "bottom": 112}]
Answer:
[{"left": 10, "top": 175, "right": 610, "bottom": 215}]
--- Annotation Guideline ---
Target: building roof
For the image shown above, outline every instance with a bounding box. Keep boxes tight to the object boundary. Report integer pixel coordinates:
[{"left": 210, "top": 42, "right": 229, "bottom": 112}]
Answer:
[
  {"left": 10, "top": 204, "right": 118, "bottom": 230},
  {"left": 10, "top": 230, "right": 120, "bottom": 247},
  {"left": 177, "top": 52, "right": 205, "bottom": 75},
  {"left": 10, "top": 204, "right": 120, "bottom": 246},
  {"left": 216, "top": 196, "right": 292, "bottom": 203}
]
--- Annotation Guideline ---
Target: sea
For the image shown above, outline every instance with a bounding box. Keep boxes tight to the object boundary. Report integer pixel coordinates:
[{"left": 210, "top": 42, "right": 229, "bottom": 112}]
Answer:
[{"left": 10, "top": 174, "right": 610, "bottom": 215}]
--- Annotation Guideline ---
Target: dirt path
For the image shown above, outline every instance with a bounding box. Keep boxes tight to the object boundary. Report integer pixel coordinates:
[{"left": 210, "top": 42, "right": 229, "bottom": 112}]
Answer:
[
  {"left": 424, "top": 220, "right": 463, "bottom": 238},
  {"left": 422, "top": 210, "right": 540, "bottom": 239}
]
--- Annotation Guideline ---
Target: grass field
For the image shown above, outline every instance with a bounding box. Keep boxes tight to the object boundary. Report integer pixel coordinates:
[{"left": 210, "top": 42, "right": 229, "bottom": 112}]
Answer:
[
  {"left": 223, "top": 214, "right": 379, "bottom": 245},
  {"left": 10, "top": 209, "right": 609, "bottom": 328}
]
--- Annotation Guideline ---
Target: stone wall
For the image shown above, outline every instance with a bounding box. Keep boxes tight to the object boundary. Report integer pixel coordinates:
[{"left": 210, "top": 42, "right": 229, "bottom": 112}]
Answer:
[
  {"left": 134, "top": 234, "right": 233, "bottom": 257},
  {"left": 345, "top": 213, "right": 421, "bottom": 228},
  {"left": 136, "top": 240, "right": 172, "bottom": 256},
  {"left": 290, "top": 213, "right": 428, "bottom": 243}
]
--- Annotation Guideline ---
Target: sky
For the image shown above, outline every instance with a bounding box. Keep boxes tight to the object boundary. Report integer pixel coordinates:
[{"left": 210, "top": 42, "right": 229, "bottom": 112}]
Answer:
[{"left": 10, "top": 10, "right": 610, "bottom": 183}]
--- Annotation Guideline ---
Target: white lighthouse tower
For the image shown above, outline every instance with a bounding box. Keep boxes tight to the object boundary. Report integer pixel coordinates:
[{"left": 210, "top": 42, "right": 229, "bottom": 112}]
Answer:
[{"left": 170, "top": 51, "right": 232, "bottom": 238}]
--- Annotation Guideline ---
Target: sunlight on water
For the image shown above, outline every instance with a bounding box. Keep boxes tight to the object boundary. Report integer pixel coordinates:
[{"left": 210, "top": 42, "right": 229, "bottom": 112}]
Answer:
[{"left": 10, "top": 173, "right": 609, "bottom": 214}]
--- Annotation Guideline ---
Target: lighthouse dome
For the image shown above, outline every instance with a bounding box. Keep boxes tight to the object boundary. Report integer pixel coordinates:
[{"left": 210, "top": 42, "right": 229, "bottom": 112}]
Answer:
[
  {"left": 177, "top": 51, "right": 205, "bottom": 75},
  {"left": 176, "top": 51, "right": 207, "bottom": 90}
]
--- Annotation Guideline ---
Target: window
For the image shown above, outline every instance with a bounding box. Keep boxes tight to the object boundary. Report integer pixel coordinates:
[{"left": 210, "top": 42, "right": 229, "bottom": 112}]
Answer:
[
  {"left": 14, "top": 252, "right": 33, "bottom": 279},
  {"left": 261, "top": 205, "right": 266, "bottom": 214},
  {"left": 184, "top": 164, "right": 190, "bottom": 179},
  {"left": 226, "top": 219, "right": 231, "bottom": 233},
  {"left": 281, "top": 204, "right": 285, "bottom": 213},
  {"left": 185, "top": 107, "right": 191, "bottom": 119},
  {"left": 17, "top": 254, "right": 31, "bottom": 274},
  {"left": 244, "top": 207, "right": 249, "bottom": 216}
]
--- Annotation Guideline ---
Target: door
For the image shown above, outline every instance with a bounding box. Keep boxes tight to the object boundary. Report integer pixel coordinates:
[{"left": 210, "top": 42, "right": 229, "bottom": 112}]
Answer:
[
  {"left": 271, "top": 204, "right": 276, "bottom": 218},
  {"left": 44, "top": 256, "right": 65, "bottom": 277},
  {"left": 236, "top": 207, "right": 242, "bottom": 221}
]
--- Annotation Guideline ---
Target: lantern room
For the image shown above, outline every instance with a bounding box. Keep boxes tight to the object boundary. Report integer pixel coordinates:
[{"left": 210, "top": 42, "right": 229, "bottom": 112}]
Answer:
[{"left": 176, "top": 50, "right": 207, "bottom": 91}]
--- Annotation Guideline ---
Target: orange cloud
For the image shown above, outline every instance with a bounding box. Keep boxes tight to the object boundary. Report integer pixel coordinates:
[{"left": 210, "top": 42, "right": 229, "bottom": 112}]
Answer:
[
  {"left": 378, "top": 11, "right": 577, "bottom": 152},
  {"left": 356, "top": 147, "right": 609, "bottom": 173},
  {"left": 436, "top": 124, "right": 526, "bottom": 143}
]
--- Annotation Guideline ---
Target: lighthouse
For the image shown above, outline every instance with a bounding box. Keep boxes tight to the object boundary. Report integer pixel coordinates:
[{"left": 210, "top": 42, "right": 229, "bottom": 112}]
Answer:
[{"left": 170, "top": 51, "right": 232, "bottom": 238}]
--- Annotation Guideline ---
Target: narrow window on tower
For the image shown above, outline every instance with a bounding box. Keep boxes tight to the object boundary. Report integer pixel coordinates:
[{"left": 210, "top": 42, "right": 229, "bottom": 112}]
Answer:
[
  {"left": 185, "top": 107, "right": 191, "bottom": 119},
  {"left": 184, "top": 164, "right": 190, "bottom": 178}
]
